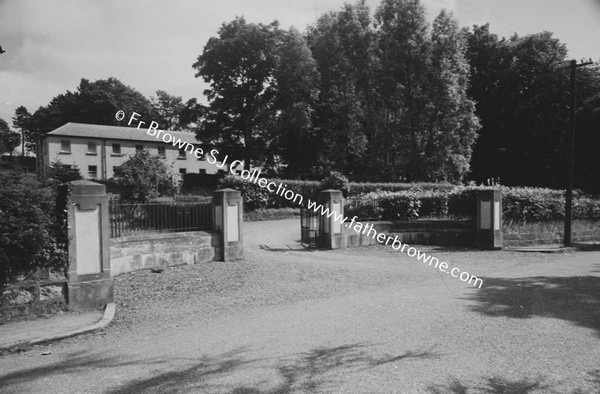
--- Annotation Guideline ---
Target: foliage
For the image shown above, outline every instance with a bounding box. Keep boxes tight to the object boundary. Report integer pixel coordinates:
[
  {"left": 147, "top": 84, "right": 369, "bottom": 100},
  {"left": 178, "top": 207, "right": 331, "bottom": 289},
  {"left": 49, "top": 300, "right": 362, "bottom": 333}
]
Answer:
[
  {"left": 151, "top": 90, "right": 187, "bottom": 130},
  {"left": 12, "top": 106, "right": 32, "bottom": 155},
  {"left": 320, "top": 171, "right": 350, "bottom": 197},
  {"left": 463, "top": 25, "right": 590, "bottom": 189},
  {"left": 244, "top": 208, "right": 300, "bottom": 222},
  {"left": 46, "top": 160, "right": 82, "bottom": 184},
  {"left": 0, "top": 172, "right": 68, "bottom": 291},
  {"left": 27, "top": 77, "right": 157, "bottom": 141},
  {"left": 218, "top": 175, "right": 321, "bottom": 211},
  {"left": 0, "top": 117, "right": 20, "bottom": 155},
  {"left": 193, "top": 17, "right": 282, "bottom": 171},
  {"left": 111, "top": 150, "right": 176, "bottom": 203},
  {"left": 345, "top": 185, "right": 600, "bottom": 222}
]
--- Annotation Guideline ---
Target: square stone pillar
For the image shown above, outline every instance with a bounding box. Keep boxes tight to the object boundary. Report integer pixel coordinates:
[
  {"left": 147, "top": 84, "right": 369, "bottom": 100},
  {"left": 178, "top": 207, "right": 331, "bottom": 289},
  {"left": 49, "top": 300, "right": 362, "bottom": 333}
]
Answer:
[
  {"left": 213, "top": 188, "right": 244, "bottom": 261},
  {"left": 318, "top": 189, "right": 345, "bottom": 249},
  {"left": 58, "top": 180, "right": 113, "bottom": 311},
  {"left": 476, "top": 189, "right": 503, "bottom": 249}
]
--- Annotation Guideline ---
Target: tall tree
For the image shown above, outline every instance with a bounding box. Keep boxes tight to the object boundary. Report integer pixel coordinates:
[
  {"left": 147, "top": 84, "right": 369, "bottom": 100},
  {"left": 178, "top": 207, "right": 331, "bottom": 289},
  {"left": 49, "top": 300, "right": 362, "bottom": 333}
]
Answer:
[
  {"left": 465, "top": 25, "right": 570, "bottom": 187},
  {"left": 151, "top": 90, "right": 186, "bottom": 130},
  {"left": 28, "top": 77, "right": 157, "bottom": 143},
  {"left": 193, "top": 17, "right": 282, "bottom": 171},
  {"left": 374, "top": 0, "right": 433, "bottom": 181},
  {"left": 307, "top": 0, "right": 375, "bottom": 178},
  {"left": 0, "top": 118, "right": 20, "bottom": 156},
  {"left": 12, "top": 106, "right": 32, "bottom": 156},
  {"left": 272, "top": 27, "right": 320, "bottom": 177},
  {"left": 423, "top": 10, "right": 480, "bottom": 182}
]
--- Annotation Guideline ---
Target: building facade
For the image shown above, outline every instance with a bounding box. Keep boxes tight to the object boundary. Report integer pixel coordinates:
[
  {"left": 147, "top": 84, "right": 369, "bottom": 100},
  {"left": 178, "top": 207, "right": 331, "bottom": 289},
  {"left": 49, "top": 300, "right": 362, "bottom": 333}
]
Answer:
[{"left": 40, "top": 123, "right": 229, "bottom": 180}]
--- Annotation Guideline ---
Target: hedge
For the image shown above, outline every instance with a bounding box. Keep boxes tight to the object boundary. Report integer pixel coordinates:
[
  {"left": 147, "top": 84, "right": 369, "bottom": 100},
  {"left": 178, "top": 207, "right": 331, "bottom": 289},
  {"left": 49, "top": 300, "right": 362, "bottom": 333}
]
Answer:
[
  {"left": 0, "top": 172, "right": 68, "bottom": 291},
  {"left": 218, "top": 174, "right": 600, "bottom": 222},
  {"left": 346, "top": 186, "right": 600, "bottom": 222},
  {"left": 219, "top": 175, "right": 458, "bottom": 212}
]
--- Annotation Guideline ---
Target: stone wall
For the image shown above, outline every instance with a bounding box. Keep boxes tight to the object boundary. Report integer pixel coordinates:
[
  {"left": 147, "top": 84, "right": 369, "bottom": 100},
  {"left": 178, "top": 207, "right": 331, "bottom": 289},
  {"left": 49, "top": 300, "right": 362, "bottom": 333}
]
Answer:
[
  {"left": 344, "top": 220, "right": 474, "bottom": 247},
  {"left": 503, "top": 219, "right": 600, "bottom": 246},
  {"left": 0, "top": 274, "right": 67, "bottom": 323},
  {"left": 110, "top": 231, "right": 220, "bottom": 277}
]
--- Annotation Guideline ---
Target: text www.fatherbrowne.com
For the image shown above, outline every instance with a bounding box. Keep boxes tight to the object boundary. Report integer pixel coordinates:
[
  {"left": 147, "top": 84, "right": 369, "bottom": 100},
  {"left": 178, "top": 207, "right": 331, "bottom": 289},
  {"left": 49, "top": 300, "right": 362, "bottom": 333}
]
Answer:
[{"left": 118, "top": 110, "right": 483, "bottom": 289}]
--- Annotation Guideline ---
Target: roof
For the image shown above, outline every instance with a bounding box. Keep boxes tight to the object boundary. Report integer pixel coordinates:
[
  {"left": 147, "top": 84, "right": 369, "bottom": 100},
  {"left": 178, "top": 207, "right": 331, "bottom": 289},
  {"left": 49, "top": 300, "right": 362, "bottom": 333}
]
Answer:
[{"left": 46, "top": 123, "right": 200, "bottom": 145}]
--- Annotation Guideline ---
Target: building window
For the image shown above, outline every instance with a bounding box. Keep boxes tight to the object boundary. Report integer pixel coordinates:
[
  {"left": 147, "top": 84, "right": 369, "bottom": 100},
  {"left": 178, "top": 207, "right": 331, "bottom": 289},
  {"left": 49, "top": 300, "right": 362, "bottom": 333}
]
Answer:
[
  {"left": 199, "top": 169, "right": 206, "bottom": 174},
  {"left": 179, "top": 168, "right": 187, "bottom": 174},
  {"left": 88, "top": 165, "right": 98, "bottom": 179},
  {"left": 158, "top": 146, "right": 166, "bottom": 158},
  {"left": 87, "top": 141, "right": 97, "bottom": 154},
  {"left": 112, "top": 143, "right": 121, "bottom": 155},
  {"left": 178, "top": 148, "right": 186, "bottom": 159},
  {"left": 60, "top": 140, "right": 71, "bottom": 153},
  {"left": 135, "top": 144, "right": 144, "bottom": 152}
]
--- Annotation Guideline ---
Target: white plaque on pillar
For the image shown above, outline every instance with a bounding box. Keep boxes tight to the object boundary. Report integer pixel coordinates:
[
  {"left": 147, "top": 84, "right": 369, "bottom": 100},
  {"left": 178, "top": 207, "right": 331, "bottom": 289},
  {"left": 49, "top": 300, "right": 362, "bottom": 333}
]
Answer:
[
  {"left": 332, "top": 201, "right": 341, "bottom": 234},
  {"left": 494, "top": 201, "right": 500, "bottom": 230},
  {"left": 75, "top": 205, "right": 101, "bottom": 275},
  {"left": 226, "top": 203, "right": 239, "bottom": 242},
  {"left": 480, "top": 200, "right": 491, "bottom": 230}
]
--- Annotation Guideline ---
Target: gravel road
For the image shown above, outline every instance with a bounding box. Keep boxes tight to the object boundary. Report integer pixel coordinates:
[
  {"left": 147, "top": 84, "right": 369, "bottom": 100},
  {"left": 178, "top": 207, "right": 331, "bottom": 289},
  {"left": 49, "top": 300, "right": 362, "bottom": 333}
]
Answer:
[{"left": 0, "top": 219, "right": 599, "bottom": 393}]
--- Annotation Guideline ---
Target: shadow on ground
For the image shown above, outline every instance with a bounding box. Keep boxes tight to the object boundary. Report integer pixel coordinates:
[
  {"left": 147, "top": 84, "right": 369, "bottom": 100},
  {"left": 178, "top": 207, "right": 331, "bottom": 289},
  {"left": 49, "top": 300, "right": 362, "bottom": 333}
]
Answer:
[
  {"left": 428, "top": 369, "right": 600, "bottom": 393},
  {"left": 465, "top": 276, "right": 600, "bottom": 336}
]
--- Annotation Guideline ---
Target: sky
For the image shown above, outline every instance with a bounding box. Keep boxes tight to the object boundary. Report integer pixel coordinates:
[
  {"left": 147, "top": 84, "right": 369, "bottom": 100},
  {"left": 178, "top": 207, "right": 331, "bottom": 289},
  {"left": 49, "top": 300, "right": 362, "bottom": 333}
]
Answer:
[{"left": 1, "top": 0, "right": 600, "bottom": 128}]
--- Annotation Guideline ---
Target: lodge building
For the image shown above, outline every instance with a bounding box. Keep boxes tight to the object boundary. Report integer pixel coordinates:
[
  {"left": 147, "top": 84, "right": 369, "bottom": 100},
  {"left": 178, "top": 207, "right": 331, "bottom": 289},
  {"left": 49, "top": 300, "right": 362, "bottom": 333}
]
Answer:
[{"left": 39, "top": 123, "right": 223, "bottom": 180}]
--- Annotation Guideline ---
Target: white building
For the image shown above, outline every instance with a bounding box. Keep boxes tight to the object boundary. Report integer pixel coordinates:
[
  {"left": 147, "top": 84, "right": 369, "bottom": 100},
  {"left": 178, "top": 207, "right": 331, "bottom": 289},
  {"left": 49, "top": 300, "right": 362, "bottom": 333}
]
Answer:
[{"left": 40, "top": 123, "right": 225, "bottom": 180}]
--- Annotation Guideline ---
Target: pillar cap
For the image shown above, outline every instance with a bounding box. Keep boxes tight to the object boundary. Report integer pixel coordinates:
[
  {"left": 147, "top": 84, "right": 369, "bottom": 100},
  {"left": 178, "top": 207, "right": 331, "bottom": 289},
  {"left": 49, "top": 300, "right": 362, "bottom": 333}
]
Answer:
[{"left": 64, "top": 180, "right": 106, "bottom": 196}]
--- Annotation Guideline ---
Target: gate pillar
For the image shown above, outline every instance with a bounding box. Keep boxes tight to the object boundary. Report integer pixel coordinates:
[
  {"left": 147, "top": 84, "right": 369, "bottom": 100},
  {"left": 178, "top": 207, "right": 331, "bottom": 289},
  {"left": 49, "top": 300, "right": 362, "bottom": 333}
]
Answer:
[
  {"left": 318, "top": 189, "right": 345, "bottom": 249},
  {"left": 58, "top": 180, "right": 113, "bottom": 311},
  {"left": 213, "top": 188, "right": 244, "bottom": 261}
]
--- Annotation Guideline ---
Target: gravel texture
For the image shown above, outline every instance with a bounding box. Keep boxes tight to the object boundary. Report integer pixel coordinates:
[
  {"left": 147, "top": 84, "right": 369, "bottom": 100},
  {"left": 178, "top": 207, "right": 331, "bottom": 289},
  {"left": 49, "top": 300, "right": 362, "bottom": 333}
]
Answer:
[{"left": 0, "top": 219, "right": 599, "bottom": 393}]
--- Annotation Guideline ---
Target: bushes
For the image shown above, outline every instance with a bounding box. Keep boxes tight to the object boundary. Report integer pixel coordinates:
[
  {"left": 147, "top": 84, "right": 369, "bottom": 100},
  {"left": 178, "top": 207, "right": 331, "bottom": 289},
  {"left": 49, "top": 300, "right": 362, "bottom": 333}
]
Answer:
[
  {"left": 0, "top": 172, "right": 68, "bottom": 292},
  {"left": 219, "top": 175, "right": 320, "bottom": 211},
  {"left": 218, "top": 171, "right": 600, "bottom": 222},
  {"left": 345, "top": 185, "right": 600, "bottom": 222}
]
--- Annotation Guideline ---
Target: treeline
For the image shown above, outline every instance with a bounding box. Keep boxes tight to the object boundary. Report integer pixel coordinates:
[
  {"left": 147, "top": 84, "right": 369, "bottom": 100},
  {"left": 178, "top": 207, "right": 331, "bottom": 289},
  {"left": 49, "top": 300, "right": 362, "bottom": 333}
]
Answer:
[{"left": 5, "top": 0, "right": 600, "bottom": 191}]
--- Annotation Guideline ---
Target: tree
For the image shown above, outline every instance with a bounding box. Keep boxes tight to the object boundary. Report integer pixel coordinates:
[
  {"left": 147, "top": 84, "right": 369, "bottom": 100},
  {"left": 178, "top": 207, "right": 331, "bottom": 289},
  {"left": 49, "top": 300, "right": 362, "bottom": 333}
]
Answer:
[
  {"left": 112, "top": 149, "right": 175, "bottom": 203},
  {"left": 272, "top": 27, "right": 320, "bottom": 177},
  {"left": 306, "top": 1, "right": 376, "bottom": 178},
  {"left": 374, "top": 0, "right": 432, "bottom": 182},
  {"left": 46, "top": 160, "right": 82, "bottom": 184},
  {"left": 12, "top": 106, "right": 32, "bottom": 156},
  {"left": 193, "top": 17, "right": 282, "bottom": 171},
  {"left": 465, "top": 25, "right": 570, "bottom": 187},
  {"left": 151, "top": 90, "right": 186, "bottom": 130},
  {"left": 422, "top": 10, "right": 480, "bottom": 182},
  {"left": 0, "top": 118, "right": 20, "bottom": 156},
  {"left": 28, "top": 77, "right": 157, "bottom": 143}
]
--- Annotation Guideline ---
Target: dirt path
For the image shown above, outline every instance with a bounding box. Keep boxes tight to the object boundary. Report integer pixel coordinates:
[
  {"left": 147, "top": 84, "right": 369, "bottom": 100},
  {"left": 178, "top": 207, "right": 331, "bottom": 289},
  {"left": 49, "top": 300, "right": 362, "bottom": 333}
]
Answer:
[{"left": 1, "top": 219, "right": 599, "bottom": 393}]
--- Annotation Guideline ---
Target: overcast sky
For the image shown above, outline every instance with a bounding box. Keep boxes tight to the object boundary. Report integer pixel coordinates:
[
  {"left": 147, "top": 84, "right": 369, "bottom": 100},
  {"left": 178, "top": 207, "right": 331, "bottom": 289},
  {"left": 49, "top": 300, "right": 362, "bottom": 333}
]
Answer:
[{"left": 1, "top": 0, "right": 599, "bottom": 127}]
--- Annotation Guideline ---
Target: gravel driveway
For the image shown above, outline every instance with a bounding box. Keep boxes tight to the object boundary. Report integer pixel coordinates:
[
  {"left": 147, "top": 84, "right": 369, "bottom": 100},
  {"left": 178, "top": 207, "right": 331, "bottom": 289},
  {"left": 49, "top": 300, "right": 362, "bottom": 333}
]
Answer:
[{"left": 0, "top": 219, "right": 599, "bottom": 393}]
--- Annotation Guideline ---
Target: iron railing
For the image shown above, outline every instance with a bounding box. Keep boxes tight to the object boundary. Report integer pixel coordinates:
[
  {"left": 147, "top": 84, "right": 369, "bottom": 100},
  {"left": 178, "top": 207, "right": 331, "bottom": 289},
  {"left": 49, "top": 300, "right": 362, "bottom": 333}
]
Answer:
[
  {"left": 300, "top": 205, "right": 320, "bottom": 247},
  {"left": 109, "top": 202, "right": 213, "bottom": 238}
]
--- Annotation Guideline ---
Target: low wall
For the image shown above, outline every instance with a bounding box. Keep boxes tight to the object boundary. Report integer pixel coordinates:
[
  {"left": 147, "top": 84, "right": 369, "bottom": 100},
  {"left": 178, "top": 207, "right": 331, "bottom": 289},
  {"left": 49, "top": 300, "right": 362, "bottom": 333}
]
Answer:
[
  {"left": 503, "top": 219, "right": 600, "bottom": 246},
  {"left": 0, "top": 276, "right": 67, "bottom": 323},
  {"left": 110, "top": 231, "right": 220, "bottom": 277},
  {"left": 342, "top": 218, "right": 600, "bottom": 248},
  {"left": 344, "top": 220, "right": 474, "bottom": 247}
]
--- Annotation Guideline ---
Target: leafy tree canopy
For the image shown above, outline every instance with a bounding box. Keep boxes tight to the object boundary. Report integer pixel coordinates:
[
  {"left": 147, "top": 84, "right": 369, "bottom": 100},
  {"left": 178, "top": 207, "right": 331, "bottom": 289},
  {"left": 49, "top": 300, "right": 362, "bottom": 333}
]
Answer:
[{"left": 112, "top": 149, "right": 175, "bottom": 203}]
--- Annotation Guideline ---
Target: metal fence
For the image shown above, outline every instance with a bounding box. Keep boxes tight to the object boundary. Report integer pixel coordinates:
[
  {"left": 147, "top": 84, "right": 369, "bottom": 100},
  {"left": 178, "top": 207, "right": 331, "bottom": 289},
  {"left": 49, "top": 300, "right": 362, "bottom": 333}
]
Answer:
[
  {"left": 300, "top": 205, "right": 320, "bottom": 247},
  {"left": 109, "top": 202, "right": 213, "bottom": 238}
]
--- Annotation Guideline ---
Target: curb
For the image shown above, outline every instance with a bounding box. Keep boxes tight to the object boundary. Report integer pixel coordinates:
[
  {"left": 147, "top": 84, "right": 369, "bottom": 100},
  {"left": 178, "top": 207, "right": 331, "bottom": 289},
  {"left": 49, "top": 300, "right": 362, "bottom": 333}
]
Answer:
[
  {"left": 0, "top": 303, "right": 116, "bottom": 353},
  {"left": 505, "top": 247, "right": 575, "bottom": 253}
]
